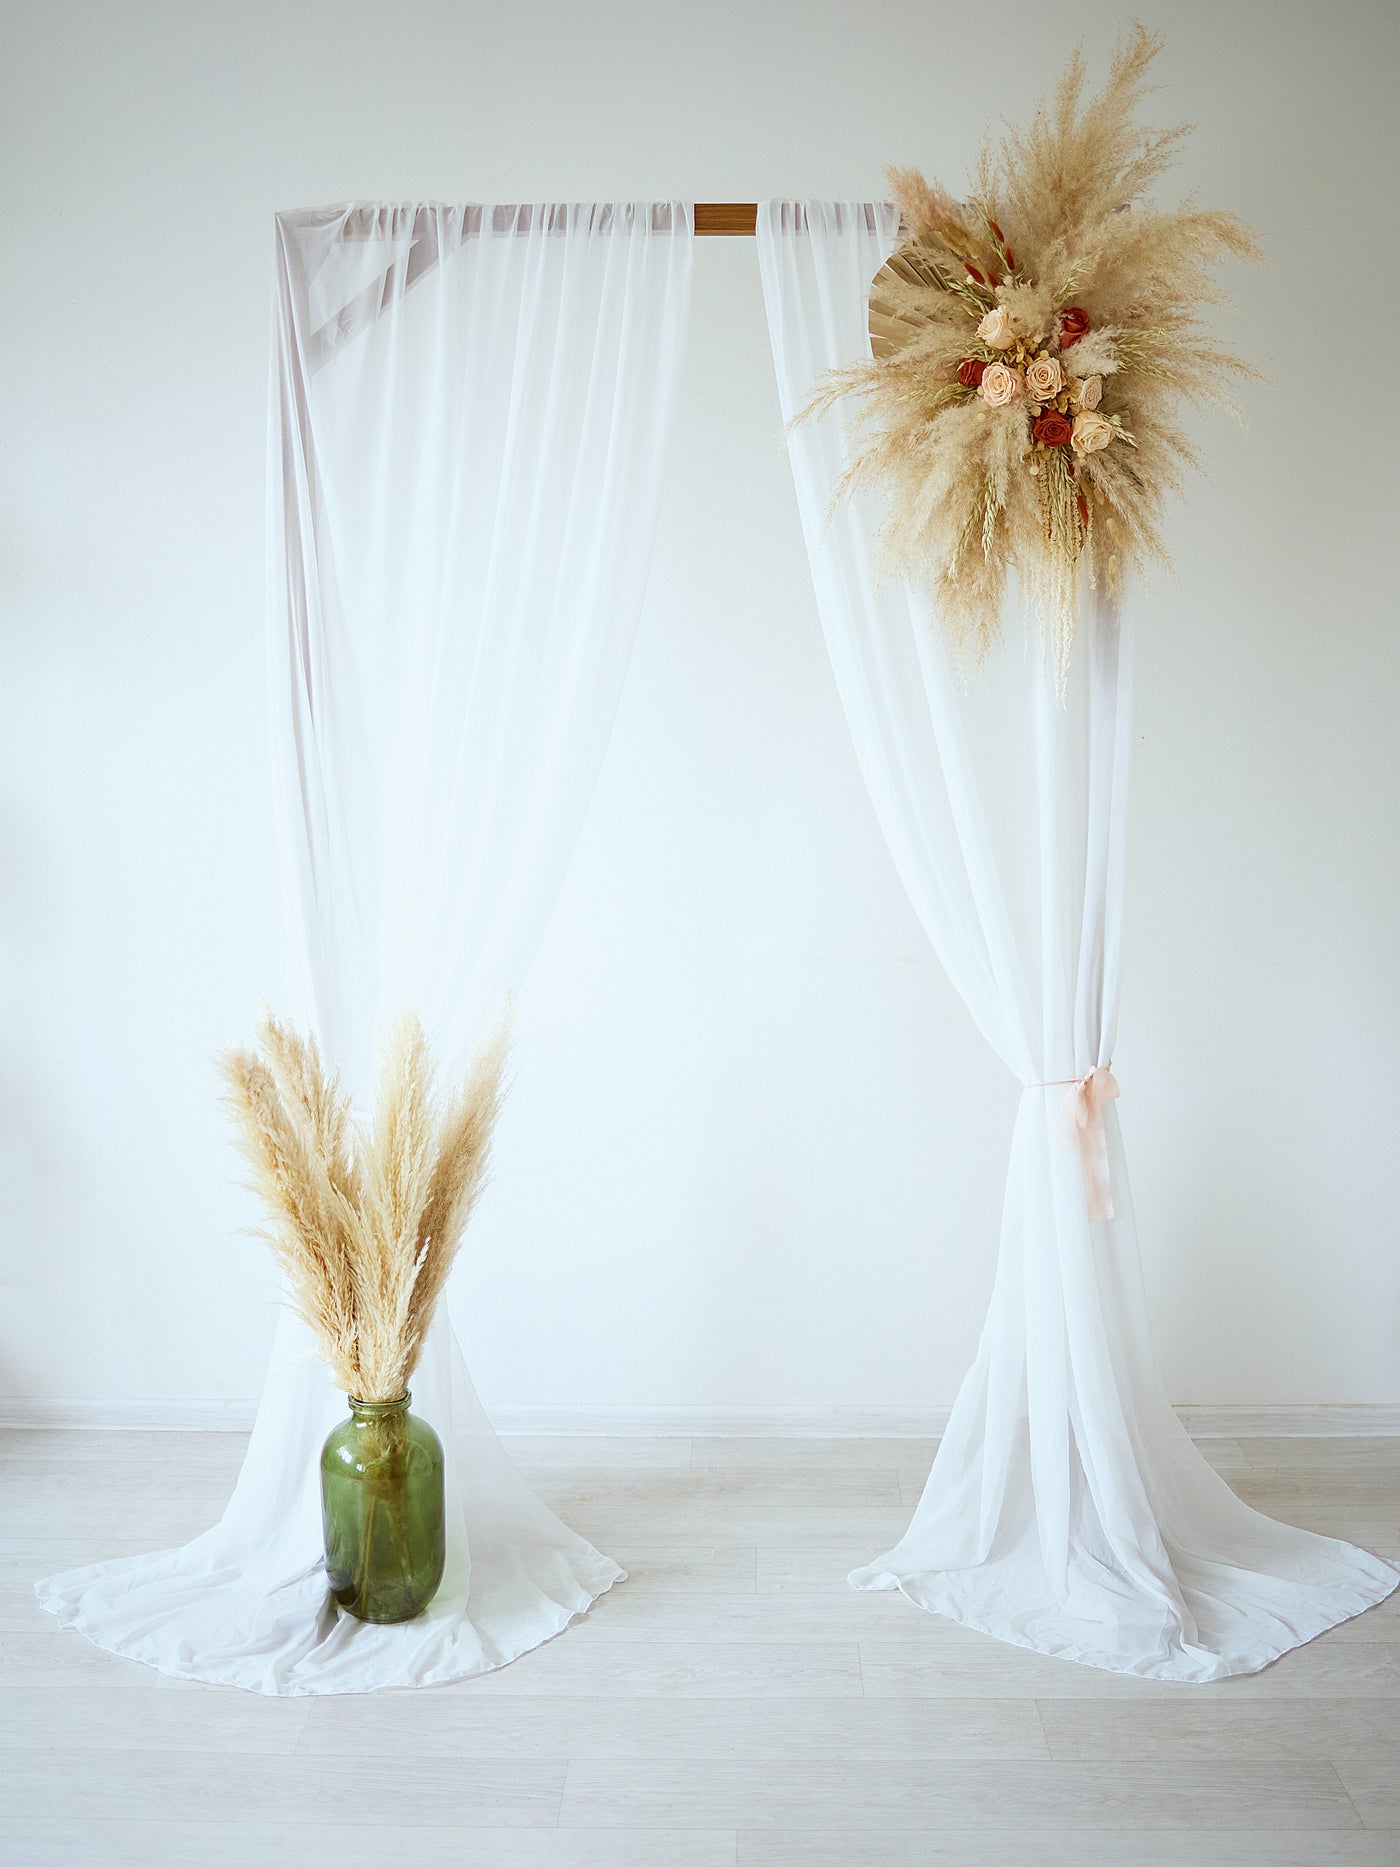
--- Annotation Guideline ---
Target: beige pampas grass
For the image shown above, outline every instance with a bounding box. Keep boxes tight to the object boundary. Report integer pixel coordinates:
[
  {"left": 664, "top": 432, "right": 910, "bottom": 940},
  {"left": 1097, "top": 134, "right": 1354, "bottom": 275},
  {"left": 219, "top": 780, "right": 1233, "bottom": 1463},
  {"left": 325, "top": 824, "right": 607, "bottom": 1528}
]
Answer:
[
  {"left": 221, "top": 1009, "right": 509, "bottom": 1402},
  {"left": 808, "top": 26, "right": 1261, "bottom": 685}
]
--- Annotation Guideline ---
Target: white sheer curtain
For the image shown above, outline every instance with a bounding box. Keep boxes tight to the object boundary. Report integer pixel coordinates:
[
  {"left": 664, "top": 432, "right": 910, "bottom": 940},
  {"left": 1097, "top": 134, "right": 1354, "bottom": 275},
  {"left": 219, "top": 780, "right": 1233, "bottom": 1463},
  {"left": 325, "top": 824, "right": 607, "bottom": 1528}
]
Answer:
[
  {"left": 39, "top": 201, "right": 693, "bottom": 1694},
  {"left": 759, "top": 198, "right": 1396, "bottom": 1681}
]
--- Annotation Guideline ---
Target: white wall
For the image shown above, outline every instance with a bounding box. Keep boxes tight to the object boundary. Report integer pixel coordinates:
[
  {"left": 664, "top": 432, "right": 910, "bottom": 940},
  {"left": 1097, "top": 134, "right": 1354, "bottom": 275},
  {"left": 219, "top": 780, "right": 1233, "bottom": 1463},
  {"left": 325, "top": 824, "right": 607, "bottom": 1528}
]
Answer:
[{"left": 2, "top": 0, "right": 1397, "bottom": 1417}]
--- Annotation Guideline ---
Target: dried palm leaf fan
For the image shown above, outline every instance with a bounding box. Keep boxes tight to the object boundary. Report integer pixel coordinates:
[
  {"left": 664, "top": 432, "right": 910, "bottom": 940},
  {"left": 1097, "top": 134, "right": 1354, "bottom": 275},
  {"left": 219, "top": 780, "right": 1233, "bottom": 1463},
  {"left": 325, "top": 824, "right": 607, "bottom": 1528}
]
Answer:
[
  {"left": 869, "top": 242, "right": 957, "bottom": 361},
  {"left": 812, "top": 27, "right": 1260, "bottom": 685}
]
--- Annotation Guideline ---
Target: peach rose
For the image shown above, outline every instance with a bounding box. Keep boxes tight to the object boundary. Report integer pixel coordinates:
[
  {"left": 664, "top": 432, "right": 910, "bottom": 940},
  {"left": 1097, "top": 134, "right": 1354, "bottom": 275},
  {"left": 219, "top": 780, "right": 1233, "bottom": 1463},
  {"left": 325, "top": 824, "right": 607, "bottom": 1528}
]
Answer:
[
  {"left": 1076, "top": 374, "right": 1103, "bottom": 410},
  {"left": 1071, "top": 411, "right": 1114, "bottom": 454},
  {"left": 1025, "top": 354, "right": 1065, "bottom": 401},
  {"left": 976, "top": 306, "right": 1017, "bottom": 350},
  {"left": 980, "top": 362, "right": 1025, "bottom": 409}
]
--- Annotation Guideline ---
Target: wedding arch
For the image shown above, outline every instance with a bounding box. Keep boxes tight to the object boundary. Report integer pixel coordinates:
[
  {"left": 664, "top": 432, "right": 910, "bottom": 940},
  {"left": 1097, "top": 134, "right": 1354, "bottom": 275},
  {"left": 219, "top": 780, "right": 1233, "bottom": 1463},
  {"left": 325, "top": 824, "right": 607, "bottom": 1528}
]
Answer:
[{"left": 38, "top": 194, "right": 1395, "bottom": 1694}]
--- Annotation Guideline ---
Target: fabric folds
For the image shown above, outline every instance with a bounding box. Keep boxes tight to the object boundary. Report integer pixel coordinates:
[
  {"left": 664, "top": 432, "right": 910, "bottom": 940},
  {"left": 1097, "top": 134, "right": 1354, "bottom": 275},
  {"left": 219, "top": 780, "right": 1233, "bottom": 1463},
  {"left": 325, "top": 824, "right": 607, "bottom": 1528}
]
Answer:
[
  {"left": 39, "top": 200, "right": 694, "bottom": 1693},
  {"left": 757, "top": 197, "right": 1397, "bottom": 1681}
]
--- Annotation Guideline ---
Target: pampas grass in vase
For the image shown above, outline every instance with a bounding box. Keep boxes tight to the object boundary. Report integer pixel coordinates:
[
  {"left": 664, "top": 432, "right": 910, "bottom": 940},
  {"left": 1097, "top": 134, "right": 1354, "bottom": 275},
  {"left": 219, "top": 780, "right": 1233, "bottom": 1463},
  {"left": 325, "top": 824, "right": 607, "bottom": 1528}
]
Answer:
[{"left": 221, "top": 1008, "right": 509, "bottom": 1624}]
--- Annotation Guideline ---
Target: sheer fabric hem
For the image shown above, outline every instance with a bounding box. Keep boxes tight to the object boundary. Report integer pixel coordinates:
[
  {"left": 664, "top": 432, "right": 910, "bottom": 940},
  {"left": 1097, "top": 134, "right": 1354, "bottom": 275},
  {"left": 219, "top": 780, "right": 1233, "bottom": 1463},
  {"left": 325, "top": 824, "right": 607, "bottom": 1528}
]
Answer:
[
  {"left": 849, "top": 1553, "right": 1399, "bottom": 1684},
  {"left": 36, "top": 1548, "right": 624, "bottom": 1698}
]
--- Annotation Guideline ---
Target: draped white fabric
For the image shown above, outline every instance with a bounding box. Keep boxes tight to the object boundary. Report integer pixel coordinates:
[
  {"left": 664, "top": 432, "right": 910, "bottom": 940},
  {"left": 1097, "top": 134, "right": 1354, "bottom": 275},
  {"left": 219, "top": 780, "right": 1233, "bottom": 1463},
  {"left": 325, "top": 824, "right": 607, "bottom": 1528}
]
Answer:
[
  {"left": 758, "top": 198, "right": 1397, "bottom": 1681},
  {"left": 39, "top": 201, "right": 693, "bottom": 1694}
]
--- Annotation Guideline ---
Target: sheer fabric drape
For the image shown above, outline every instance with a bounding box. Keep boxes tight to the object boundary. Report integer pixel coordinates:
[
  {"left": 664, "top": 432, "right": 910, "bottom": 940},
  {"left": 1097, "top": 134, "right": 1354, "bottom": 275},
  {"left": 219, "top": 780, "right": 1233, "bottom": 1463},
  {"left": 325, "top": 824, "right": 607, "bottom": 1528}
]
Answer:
[
  {"left": 758, "top": 198, "right": 1396, "bottom": 1680},
  {"left": 39, "top": 201, "right": 693, "bottom": 1693}
]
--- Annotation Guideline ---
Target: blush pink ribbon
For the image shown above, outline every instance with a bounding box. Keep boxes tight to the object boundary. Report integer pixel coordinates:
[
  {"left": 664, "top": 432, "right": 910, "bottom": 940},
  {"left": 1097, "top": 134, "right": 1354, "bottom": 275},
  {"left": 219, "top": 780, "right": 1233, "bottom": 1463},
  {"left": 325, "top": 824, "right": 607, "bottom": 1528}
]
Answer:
[{"left": 1042, "top": 1066, "right": 1120, "bottom": 1222}]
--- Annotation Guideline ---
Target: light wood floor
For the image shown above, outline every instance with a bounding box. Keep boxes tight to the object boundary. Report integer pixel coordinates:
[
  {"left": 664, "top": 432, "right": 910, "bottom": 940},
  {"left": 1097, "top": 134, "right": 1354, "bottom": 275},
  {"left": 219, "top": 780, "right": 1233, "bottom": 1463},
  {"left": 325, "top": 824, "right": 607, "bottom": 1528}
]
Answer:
[{"left": 2, "top": 1429, "right": 1398, "bottom": 1865}]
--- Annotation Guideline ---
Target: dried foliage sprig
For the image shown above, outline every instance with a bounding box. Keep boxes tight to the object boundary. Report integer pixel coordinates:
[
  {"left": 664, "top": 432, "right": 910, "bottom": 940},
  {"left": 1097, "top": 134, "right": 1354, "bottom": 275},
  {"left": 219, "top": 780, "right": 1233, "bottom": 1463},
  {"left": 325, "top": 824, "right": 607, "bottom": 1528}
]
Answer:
[
  {"left": 221, "top": 1008, "right": 509, "bottom": 1402},
  {"left": 809, "top": 26, "right": 1260, "bottom": 684}
]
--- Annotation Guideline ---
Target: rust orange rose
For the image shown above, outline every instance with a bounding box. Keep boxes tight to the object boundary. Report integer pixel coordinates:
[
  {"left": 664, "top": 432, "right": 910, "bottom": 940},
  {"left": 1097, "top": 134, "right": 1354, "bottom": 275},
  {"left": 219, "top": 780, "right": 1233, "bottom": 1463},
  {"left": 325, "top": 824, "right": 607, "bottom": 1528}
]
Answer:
[
  {"left": 1032, "top": 409, "right": 1073, "bottom": 447},
  {"left": 1057, "top": 306, "right": 1091, "bottom": 348},
  {"left": 958, "top": 358, "right": 987, "bottom": 387}
]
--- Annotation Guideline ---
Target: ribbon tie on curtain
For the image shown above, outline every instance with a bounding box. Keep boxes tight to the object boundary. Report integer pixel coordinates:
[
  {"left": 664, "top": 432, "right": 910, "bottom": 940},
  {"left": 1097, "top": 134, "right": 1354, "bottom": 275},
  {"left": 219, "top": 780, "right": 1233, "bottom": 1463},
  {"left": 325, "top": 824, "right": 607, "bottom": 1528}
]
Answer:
[{"left": 1035, "top": 1066, "right": 1120, "bottom": 1223}]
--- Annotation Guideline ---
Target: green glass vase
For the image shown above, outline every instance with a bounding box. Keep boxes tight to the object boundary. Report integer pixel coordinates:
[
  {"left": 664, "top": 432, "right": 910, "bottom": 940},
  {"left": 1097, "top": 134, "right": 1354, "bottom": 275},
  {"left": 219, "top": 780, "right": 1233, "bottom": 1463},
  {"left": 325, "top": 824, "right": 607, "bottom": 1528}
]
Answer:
[{"left": 320, "top": 1393, "right": 445, "bottom": 1623}]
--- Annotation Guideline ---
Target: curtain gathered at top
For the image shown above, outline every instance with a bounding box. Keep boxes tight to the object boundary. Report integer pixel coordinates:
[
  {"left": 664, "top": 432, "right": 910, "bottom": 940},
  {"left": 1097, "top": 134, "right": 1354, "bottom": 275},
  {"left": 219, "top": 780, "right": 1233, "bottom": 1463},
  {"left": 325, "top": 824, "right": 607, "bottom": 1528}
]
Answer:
[
  {"left": 758, "top": 198, "right": 1396, "bottom": 1680},
  {"left": 39, "top": 200, "right": 694, "bottom": 1693}
]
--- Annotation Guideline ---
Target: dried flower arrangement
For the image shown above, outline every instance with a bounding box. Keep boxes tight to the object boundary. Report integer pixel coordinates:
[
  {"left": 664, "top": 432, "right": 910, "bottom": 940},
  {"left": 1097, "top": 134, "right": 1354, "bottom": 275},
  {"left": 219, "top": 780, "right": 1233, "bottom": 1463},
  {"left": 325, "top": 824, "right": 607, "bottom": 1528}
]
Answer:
[
  {"left": 810, "top": 26, "right": 1260, "bottom": 681},
  {"left": 221, "top": 1009, "right": 509, "bottom": 1403}
]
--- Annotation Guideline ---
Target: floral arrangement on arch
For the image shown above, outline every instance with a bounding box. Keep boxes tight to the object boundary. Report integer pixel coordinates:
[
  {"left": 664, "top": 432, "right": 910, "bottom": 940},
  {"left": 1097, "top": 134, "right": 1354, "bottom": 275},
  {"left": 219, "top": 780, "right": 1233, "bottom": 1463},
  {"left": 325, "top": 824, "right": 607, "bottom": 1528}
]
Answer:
[{"left": 810, "top": 28, "right": 1260, "bottom": 682}]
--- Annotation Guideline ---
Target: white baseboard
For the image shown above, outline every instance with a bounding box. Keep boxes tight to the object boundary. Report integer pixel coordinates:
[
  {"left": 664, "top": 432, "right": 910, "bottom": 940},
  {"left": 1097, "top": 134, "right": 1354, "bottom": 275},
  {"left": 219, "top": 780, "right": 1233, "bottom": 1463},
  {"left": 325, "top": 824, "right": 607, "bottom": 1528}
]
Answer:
[
  {"left": 1173, "top": 1404, "right": 1400, "bottom": 1438},
  {"left": 493, "top": 1405, "right": 954, "bottom": 1438},
  {"left": 0, "top": 1399, "right": 259, "bottom": 1432},
  {"left": 2, "top": 1398, "right": 1398, "bottom": 1437}
]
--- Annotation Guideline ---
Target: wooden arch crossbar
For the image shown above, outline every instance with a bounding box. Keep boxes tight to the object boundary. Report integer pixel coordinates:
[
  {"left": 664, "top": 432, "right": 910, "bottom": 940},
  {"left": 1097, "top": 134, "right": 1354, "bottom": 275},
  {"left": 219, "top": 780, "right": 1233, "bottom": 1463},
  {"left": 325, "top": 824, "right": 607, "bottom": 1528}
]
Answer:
[{"left": 694, "top": 204, "right": 758, "bottom": 235}]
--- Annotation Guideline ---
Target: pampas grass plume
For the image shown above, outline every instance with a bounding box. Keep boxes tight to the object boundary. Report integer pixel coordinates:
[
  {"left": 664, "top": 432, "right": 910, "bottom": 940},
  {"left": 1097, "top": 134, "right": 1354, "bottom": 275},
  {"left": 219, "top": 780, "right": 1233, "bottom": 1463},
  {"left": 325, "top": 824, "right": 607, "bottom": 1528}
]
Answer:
[{"left": 221, "top": 1007, "right": 509, "bottom": 1402}]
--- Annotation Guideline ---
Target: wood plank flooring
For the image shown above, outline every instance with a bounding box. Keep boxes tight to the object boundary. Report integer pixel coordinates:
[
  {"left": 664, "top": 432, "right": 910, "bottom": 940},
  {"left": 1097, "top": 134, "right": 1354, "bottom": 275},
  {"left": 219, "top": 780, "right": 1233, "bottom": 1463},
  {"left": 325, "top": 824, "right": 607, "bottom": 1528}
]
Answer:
[{"left": 2, "top": 1428, "right": 1397, "bottom": 1865}]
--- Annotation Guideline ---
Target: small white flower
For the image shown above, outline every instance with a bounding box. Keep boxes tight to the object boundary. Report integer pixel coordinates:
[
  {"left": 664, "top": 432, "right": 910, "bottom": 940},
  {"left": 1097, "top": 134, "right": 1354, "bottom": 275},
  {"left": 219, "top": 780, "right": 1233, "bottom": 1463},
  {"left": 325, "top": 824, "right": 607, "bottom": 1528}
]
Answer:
[{"left": 1076, "top": 374, "right": 1103, "bottom": 410}]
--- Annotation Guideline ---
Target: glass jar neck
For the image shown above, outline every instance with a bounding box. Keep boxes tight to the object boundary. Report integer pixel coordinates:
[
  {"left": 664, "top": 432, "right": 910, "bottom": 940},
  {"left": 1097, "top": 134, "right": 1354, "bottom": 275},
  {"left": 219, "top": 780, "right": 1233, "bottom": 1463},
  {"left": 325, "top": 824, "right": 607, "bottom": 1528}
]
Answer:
[{"left": 346, "top": 1393, "right": 411, "bottom": 1418}]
